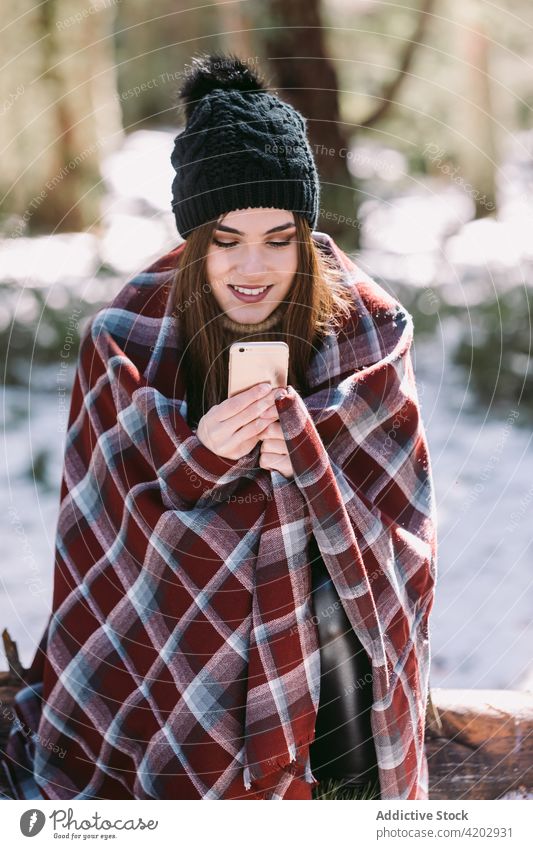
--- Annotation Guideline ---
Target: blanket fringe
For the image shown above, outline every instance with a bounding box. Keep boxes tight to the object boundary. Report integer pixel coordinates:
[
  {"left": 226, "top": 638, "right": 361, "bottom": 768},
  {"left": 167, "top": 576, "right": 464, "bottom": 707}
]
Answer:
[{"left": 243, "top": 733, "right": 319, "bottom": 793}]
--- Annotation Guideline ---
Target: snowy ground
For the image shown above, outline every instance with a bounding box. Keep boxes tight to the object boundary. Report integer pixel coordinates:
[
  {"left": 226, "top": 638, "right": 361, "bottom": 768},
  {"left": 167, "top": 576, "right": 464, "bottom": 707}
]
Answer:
[{"left": 1, "top": 128, "right": 532, "bottom": 691}]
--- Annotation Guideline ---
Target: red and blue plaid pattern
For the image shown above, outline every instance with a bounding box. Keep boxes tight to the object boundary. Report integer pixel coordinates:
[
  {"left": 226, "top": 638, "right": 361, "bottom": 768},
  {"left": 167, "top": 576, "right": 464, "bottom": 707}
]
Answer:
[{"left": 2, "top": 232, "right": 437, "bottom": 800}]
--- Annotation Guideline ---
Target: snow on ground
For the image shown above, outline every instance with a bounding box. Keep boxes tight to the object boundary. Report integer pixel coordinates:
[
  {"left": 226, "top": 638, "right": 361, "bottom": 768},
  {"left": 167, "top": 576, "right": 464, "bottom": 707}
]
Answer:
[{"left": 413, "top": 331, "right": 533, "bottom": 690}]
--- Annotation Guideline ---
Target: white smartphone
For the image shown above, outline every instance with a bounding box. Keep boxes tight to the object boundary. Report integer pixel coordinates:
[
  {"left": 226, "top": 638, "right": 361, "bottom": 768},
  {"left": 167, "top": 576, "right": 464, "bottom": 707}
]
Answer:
[{"left": 228, "top": 341, "right": 289, "bottom": 398}]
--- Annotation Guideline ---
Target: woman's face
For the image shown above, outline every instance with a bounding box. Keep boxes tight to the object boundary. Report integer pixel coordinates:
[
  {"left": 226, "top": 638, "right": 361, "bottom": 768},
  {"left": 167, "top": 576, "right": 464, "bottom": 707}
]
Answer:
[{"left": 205, "top": 207, "right": 298, "bottom": 324}]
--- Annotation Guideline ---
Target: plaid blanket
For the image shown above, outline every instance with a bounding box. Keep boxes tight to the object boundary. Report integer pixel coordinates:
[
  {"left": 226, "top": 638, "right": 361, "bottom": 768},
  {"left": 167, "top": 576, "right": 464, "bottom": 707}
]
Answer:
[{"left": 2, "top": 231, "right": 437, "bottom": 800}]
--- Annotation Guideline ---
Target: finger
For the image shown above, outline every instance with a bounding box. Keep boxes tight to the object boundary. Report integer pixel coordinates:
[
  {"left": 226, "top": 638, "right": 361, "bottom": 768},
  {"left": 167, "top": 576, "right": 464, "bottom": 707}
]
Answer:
[
  {"left": 262, "top": 421, "right": 283, "bottom": 438},
  {"left": 204, "top": 401, "right": 264, "bottom": 454},
  {"left": 259, "top": 451, "right": 280, "bottom": 470},
  {"left": 218, "top": 382, "right": 274, "bottom": 422},
  {"left": 260, "top": 438, "right": 287, "bottom": 455},
  {"left": 222, "top": 407, "right": 278, "bottom": 455},
  {"left": 259, "top": 452, "right": 293, "bottom": 477},
  {"left": 257, "top": 421, "right": 283, "bottom": 440},
  {"left": 226, "top": 390, "right": 280, "bottom": 433},
  {"left": 212, "top": 392, "right": 278, "bottom": 455}
]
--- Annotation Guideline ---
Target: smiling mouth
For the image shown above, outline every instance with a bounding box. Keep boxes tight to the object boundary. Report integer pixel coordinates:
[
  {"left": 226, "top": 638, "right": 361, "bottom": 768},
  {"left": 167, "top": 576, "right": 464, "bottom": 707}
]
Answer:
[
  {"left": 227, "top": 283, "right": 274, "bottom": 302},
  {"left": 228, "top": 284, "right": 273, "bottom": 295}
]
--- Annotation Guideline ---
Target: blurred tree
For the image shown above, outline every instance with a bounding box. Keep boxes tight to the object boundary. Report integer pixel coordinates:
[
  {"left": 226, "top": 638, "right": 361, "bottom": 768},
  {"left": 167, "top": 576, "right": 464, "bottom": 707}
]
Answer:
[
  {"left": 0, "top": 1, "right": 123, "bottom": 234},
  {"left": 113, "top": 1, "right": 220, "bottom": 130},
  {"left": 255, "top": 0, "right": 438, "bottom": 247},
  {"left": 257, "top": 0, "right": 357, "bottom": 246},
  {"left": 358, "top": 0, "right": 437, "bottom": 130},
  {"left": 211, "top": 0, "right": 257, "bottom": 61},
  {"left": 456, "top": 5, "right": 498, "bottom": 217}
]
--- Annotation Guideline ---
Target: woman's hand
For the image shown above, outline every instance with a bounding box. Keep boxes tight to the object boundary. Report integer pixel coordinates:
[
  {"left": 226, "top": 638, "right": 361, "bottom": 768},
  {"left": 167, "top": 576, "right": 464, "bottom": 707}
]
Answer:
[
  {"left": 196, "top": 382, "right": 280, "bottom": 461},
  {"left": 258, "top": 409, "right": 295, "bottom": 480}
]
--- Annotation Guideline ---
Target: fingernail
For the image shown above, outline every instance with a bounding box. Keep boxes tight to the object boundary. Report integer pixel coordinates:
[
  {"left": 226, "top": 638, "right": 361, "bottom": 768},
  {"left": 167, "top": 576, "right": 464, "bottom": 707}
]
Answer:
[
  {"left": 260, "top": 383, "right": 271, "bottom": 393},
  {"left": 275, "top": 389, "right": 287, "bottom": 401}
]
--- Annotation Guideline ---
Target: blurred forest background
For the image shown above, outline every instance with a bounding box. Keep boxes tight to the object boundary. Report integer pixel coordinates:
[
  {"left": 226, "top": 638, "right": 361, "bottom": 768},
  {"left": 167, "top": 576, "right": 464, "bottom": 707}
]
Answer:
[{"left": 1, "top": 0, "right": 532, "bottom": 690}]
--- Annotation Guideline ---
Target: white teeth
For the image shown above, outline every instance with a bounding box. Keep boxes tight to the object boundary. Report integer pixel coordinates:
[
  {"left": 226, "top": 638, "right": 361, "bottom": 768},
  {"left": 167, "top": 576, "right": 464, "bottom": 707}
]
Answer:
[{"left": 232, "top": 285, "right": 268, "bottom": 295}]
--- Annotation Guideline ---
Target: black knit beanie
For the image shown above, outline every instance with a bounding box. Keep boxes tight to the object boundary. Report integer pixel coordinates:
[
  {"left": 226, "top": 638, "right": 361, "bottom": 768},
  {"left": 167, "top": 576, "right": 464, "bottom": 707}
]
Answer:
[{"left": 170, "top": 53, "right": 320, "bottom": 237}]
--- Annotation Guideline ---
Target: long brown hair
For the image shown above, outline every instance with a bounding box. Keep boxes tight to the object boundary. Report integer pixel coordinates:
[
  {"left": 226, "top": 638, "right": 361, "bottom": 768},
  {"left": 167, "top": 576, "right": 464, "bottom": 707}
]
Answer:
[{"left": 170, "top": 214, "right": 355, "bottom": 430}]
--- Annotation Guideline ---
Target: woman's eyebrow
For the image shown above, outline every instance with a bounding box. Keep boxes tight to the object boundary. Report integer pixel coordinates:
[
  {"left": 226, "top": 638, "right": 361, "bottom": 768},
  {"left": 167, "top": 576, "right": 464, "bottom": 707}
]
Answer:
[{"left": 215, "top": 222, "right": 296, "bottom": 235}]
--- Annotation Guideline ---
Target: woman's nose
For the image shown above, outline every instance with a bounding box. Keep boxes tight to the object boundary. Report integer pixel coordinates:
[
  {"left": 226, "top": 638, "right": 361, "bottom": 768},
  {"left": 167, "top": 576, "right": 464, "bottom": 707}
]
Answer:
[{"left": 237, "top": 245, "right": 266, "bottom": 276}]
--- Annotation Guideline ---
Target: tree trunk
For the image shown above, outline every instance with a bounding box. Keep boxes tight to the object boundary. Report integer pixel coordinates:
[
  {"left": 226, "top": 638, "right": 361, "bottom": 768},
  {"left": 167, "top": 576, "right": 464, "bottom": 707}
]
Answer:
[
  {"left": 257, "top": 0, "right": 359, "bottom": 248},
  {"left": 360, "top": 0, "right": 437, "bottom": 129},
  {"left": 0, "top": 0, "right": 123, "bottom": 234},
  {"left": 212, "top": 0, "right": 257, "bottom": 62},
  {"left": 456, "top": 6, "right": 498, "bottom": 217}
]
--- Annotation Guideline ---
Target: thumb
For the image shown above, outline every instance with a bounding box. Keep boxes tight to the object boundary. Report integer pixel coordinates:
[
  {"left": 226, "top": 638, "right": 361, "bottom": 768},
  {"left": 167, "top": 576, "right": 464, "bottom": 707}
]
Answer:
[{"left": 275, "top": 384, "right": 295, "bottom": 401}]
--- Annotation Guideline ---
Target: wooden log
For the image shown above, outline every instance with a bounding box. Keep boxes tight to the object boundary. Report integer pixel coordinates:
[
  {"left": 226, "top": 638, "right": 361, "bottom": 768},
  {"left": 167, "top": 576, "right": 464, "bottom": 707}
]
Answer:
[
  {"left": 1, "top": 629, "right": 25, "bottom": 682},
  {"left": 0, "top": 672, "right": 21, "bottom": 752},
  {"left": 0, "top": 670, "right": 25, "bottom": 798},
  {"left": 426, "top": 688, "right": 533, "bottom": 799},
  {"left": 0, "top": 630, "right": 29, "bottom": 760}
]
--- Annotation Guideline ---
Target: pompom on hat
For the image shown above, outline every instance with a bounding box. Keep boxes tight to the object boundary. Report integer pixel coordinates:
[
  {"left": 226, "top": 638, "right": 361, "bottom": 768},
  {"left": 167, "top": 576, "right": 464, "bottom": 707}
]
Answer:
[{"left": 170, "top": 52, "right": 320, "bottom": 237}]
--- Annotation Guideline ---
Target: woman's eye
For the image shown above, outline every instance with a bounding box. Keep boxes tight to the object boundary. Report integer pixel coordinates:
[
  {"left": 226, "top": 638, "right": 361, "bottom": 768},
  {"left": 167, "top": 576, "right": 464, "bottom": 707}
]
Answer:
[
  {"left": 213, "top": 238, "right": 237, "bottom": 248},
  {"left": 212, "top": 238, "right": 293, "bottom": 249}
]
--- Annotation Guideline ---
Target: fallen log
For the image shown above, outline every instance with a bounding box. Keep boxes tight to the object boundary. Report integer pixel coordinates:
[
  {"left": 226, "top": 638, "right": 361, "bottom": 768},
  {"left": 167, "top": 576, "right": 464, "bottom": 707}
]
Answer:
[
  {"left": 0, "top": 671, "right": 24, "bottom": 755},
  {"left": 0, "top": 631, "right": 28, "bottom": 765},
  {"left": 425, "top": 687, "right": 533, "bottom": 799},
  {"left": 2, "top": 629, "right": 25, "bottom": 682}
]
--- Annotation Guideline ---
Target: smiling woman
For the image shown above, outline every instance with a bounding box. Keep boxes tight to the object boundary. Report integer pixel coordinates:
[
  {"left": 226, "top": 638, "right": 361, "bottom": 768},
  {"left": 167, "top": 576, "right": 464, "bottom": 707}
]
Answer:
[
  {"left": 207, "top": 209, "right": 298, "bottom": 317},
  {"left": 174, "top": 208, "right": 353, "bottom": 431},
  {"left": 1, "top": 51, "right": 437, "bottom": 802}
]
